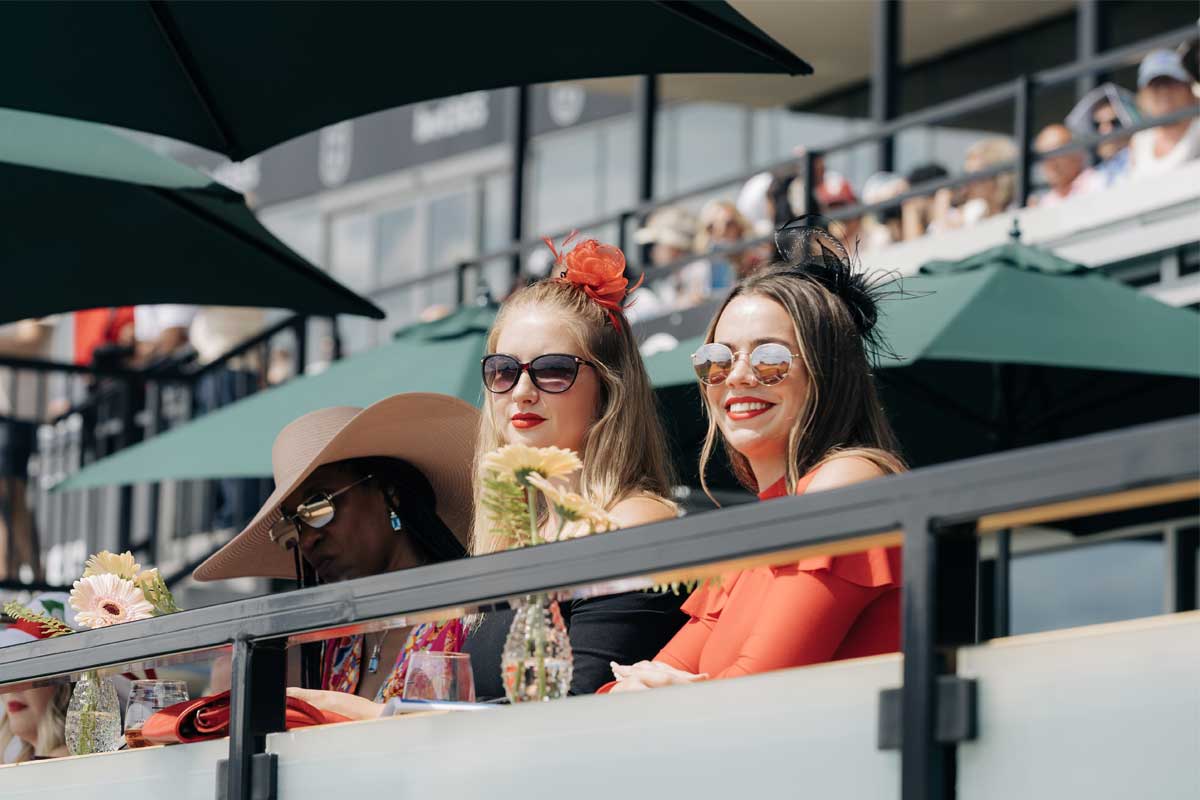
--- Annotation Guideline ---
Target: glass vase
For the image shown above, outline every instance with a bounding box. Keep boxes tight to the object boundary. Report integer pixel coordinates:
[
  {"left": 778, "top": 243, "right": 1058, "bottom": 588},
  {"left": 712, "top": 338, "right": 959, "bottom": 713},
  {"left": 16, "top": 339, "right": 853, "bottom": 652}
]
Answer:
[
  {"left": 500, "top": 593, "right": 573, "bottom": 703},
  {"left": 65, "top": 670, "right": 122, "bottom": 755}
]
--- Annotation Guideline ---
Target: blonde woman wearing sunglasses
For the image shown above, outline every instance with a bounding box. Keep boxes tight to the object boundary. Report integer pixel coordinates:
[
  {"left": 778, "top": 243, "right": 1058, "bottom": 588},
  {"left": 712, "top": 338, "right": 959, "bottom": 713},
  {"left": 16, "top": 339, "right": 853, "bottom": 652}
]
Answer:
[
  {"left": 605, "top": 221, "right": 905, "bottom": 693},
  {"left": 461, "top": 236, "right": 688, "bottom": 700}
]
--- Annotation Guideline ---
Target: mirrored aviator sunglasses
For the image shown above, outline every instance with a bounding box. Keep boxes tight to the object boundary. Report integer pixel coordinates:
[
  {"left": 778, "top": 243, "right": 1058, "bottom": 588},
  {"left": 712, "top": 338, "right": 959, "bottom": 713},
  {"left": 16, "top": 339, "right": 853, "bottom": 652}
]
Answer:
[
  {"left": 481, "top": 353, "right": 593, "bottom": 394},
  {"left": 691, "top": 342, "right": 799, "bottom": 386},
  {"left": 267, "top": 473, "right": 374, "bottom": 551}
]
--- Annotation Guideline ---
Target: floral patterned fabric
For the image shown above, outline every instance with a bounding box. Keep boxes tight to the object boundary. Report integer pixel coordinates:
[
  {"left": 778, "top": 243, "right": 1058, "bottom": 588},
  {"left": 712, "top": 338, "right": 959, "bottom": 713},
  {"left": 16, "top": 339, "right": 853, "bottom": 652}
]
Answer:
[{"left": 321, "top": 619, "right": 465, "bottom": 702}]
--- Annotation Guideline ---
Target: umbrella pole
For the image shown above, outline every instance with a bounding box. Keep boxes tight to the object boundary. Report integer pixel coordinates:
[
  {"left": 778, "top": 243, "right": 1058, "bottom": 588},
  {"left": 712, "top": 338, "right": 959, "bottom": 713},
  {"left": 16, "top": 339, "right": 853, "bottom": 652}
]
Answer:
[{"left": 990, "top": 364, "right": 1014, "bottom": 639}]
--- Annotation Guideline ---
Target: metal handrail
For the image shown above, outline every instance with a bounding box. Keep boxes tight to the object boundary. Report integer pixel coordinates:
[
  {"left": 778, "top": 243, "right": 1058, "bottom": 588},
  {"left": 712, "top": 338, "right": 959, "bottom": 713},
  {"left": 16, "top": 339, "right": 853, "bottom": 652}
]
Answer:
[
  {"left": 1, "top": 415, "right": 1193, "bottom": 682},
  {"left": 0, "top": 415, "right": 1194, "bottom": 800},
  {"left": 371, "top": 25, "right": 1198, "bottom": 301}
]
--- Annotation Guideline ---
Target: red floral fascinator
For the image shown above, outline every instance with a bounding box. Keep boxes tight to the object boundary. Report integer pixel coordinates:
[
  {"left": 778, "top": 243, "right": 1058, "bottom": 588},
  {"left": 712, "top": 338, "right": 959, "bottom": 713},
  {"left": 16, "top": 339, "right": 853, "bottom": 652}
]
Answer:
[{"left": 543, "top": 232, "right": 642, "bottom": 328}]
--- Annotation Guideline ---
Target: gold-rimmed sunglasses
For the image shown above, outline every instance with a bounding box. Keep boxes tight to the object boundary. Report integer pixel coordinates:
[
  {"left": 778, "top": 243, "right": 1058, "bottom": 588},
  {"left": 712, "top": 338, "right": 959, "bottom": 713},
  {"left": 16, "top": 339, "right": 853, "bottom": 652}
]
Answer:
[
  {"left": 691, "top": 342, "right": 802, "bottom": 386},
  {"left": 268, "top": 473, "right": 374, "bottom": 550}
]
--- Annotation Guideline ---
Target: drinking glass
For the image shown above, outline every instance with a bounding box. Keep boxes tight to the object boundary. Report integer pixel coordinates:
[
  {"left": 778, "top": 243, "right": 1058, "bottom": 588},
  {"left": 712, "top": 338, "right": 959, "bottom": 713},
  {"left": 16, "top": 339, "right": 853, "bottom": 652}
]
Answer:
[
  {"left": 402, "top": 651, "right": 475, "bottom": 703},
  {"left": 124, "top": 680, "right": 190, "bottom": 748}
]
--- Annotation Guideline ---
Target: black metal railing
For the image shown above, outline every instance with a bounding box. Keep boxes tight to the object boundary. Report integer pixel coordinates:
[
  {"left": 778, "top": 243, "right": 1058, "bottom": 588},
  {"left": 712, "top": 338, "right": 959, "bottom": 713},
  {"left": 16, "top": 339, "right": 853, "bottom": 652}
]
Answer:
[
  {"left": 374, "top": 24, "right": 1198, "bottom": 311},
  {"left": 0, "top": 313, "right": 338, "bottom": 590},
  {"left": 0, "top": 416, "right": 1195, "bottom": 800}
]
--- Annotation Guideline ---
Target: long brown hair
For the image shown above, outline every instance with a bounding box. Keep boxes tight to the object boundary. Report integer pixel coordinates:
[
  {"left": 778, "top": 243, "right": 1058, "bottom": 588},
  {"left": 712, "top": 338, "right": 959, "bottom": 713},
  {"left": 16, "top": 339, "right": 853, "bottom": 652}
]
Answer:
[
  {"left": 698, "top": 267, "right": 904, "bottom": 500},
  {"left": 472, "top": 279, "right": 676, "bottom": 554}
]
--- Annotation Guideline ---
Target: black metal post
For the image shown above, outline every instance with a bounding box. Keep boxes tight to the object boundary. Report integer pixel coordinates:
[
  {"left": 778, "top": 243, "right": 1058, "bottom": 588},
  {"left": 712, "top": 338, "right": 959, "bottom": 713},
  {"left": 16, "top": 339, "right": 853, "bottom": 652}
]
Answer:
[
  {"left": 1075, "top": 0, "right": 1101, "bottom": 100},
  {"left": 507, "top": 85, "right": 529, "bottom": 282},
  {"left": 1012, "top": 74, "right": 1033, "bottom": 209},
  {"left": 328, "top": 316, "right": 343, "bottom": 363},
  {"left": 115, "top": 377, "right": 139, "bottom": 554},
  {"left": 1165, "top": 526, "right": 1199, "bottom": 613},
  {"left": 636, "top": 75, "right": 658, "bottom": 204},
  {"left": 901, "top": 511, "right": 978, "bottom": 800},
  {"left": 142, "top": 381, "right": 164, "bottom": 562},
  {"left": 871, "top": 0, "right": 901, "bottom": 172},
  {"left": 293, "top": 316, "right": 307, "bottom": 379},
  {"left": 993, "top": 529, "right": 1011, "bottom": 637},
  {"left": 226, "top": 635, "right": 286, "bottom": 800},
  {"left": 455, "top": 261, "right": 469, "bottom": 307},
  {"left": 803, "top": 149, "right": 819, "bottom": 215},
  {"left": 633, "top": 74, "right": 659, "bottom": 269}
]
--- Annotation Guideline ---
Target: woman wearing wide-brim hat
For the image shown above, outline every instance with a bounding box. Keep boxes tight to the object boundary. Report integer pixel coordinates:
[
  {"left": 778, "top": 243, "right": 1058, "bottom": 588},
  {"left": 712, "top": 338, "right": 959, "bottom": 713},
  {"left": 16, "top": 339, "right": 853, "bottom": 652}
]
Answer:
[{"left": 193, "top": 392, "right": 477, "bottom": 711}]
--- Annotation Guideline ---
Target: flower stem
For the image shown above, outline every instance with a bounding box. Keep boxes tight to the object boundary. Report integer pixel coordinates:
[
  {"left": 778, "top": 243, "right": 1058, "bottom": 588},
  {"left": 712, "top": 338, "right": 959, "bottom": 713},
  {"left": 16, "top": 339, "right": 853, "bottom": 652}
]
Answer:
[
  {"left": 77, "top": 670, "right": 99, "bottom": 755},
  {"left": 534, "top": 594, "right": 547, "bottom": 700},
  {"left": 526, "top": 487, "right": 540, "bottom": 547}
]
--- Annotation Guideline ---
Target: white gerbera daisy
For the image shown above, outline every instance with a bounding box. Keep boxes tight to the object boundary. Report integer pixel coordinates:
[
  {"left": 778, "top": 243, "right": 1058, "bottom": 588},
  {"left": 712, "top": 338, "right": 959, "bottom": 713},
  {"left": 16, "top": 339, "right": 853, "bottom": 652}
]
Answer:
[
  {"left": 70, "top": 574, "right": 155, "bottom": 628},
  {"left": 82, "top": 551, "right": 141, "bottom": 580},
  {"left": 483, "top": 444, "right": 581, "bottom": 485}
]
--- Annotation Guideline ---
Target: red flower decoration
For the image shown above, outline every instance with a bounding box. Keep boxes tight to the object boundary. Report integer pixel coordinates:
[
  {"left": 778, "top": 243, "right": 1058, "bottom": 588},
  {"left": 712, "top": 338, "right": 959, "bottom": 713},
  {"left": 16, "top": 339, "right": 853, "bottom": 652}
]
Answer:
[{"left": 543, "top": 233, "right": 643, "bottom": 328}]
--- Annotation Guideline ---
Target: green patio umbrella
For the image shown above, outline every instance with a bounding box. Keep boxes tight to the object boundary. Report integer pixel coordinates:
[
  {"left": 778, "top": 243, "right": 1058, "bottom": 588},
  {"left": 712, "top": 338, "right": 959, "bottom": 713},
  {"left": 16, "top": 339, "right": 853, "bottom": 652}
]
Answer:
[
  {"left": 55, "top": 244, "right": 1200, "bottom": 491},
  {"left": 56, "top": 304, "right": 495, "bottom": 490},
  {"left": 0, "top": 1, "right": 810, "bottom": 159},
  {"left": 645, "top": 241, "right": 1200, "bottom": 484},
  {"left": 0, "top": 108, "right": 382, "bottom": 325}
]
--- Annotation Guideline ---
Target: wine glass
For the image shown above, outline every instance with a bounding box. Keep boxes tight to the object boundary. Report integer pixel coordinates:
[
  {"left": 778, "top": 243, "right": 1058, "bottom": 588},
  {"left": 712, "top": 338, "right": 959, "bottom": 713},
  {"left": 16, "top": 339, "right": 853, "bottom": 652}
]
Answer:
[
  {"left": 124, "top": 680, "right": 189, "bottom": 748},
  {"left": 402, "top": 651, "right": 475, "bottom": 703}
]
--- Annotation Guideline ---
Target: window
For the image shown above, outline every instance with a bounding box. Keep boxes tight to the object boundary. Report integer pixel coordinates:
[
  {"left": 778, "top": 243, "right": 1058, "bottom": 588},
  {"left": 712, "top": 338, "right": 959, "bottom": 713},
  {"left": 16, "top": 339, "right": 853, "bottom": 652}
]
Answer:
[
  {"left": 530, "top": 127, "right": 601, "bottom": 235},
  {"left": 259, "top": 205, "right": 324, "bottom": 265},
  {"left": 330, "top": 210, "right": 376, "bottom": 292},
  {"left": 376, "top": 205, "right": 421, "bottom": 289},
  {"left": 1011, "top": 538, "right": 1165, "bottom": 635}
]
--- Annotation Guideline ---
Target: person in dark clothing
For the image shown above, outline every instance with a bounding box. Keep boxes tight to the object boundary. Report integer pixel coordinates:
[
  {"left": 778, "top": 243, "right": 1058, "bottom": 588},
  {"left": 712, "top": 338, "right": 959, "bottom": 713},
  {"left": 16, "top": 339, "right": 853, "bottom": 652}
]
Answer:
[
  {"left": 464, "top": 591, "right": 688, "bottom": 699},
  {"left": 466, "top": 236, "right": 688, "bottom": 698}
]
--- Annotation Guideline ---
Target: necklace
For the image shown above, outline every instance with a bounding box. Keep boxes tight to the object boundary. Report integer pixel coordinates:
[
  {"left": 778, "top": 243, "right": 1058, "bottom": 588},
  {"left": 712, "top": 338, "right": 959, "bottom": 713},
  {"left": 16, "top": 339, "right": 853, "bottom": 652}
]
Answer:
[{"left": 367, "top": 630, "right": 392, "bottom": 674}]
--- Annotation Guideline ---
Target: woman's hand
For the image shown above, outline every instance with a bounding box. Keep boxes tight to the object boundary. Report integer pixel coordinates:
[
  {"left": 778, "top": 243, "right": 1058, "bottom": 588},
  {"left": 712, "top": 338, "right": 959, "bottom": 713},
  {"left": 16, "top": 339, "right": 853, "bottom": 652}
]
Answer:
[
  {"left": 608, "top": 661, "right": 708, "bottom": 692},
  {"left": 286, "top": 687, "right": 384, "bottom": 721}
]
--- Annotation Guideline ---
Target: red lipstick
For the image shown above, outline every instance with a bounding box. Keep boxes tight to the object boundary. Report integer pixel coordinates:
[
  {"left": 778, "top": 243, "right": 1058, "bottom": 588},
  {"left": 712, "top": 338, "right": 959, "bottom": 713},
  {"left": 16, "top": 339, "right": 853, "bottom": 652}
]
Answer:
[
  {"left": 511, "top": 413, "right": 545, "bottom": 429},
  {"left": 6, "top": 701, "right": 27, "bottom": 713},
  {"left": 724, "top": 395, "right": 776, "bottom": 421}
]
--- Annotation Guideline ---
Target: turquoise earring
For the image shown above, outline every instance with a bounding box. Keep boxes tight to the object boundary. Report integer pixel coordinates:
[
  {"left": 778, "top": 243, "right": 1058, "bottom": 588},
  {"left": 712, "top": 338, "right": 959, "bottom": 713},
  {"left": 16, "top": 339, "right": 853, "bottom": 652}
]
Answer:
[{"left": 389, "top": 510, "right": 402, "bottom": 532}]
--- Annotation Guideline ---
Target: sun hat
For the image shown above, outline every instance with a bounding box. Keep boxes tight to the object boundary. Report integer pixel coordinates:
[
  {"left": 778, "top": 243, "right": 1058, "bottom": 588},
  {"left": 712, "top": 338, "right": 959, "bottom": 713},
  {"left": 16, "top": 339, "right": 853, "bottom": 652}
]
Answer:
[
  {"left": 1065, "top": 83, "right": 1141, "bottom": 136},
  {"left": 633, "top": 206, "right": 697, "bottom": 251},
  {"left": 193, "top": 393, "right": 479, "bottom": 582},
  {"left": 1137, "top": 48, "right": 1192, "bottom": 89}
]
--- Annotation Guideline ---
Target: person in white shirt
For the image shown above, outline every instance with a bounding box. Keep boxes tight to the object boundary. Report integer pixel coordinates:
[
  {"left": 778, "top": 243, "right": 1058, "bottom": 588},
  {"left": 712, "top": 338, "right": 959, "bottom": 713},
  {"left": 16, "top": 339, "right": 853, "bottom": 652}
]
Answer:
[
  {"left": 133, "top": 304, "right": 197, "bottom": 367},
  {"left": 1129, "top": 49, "right": 1200, "bottom": 179}
]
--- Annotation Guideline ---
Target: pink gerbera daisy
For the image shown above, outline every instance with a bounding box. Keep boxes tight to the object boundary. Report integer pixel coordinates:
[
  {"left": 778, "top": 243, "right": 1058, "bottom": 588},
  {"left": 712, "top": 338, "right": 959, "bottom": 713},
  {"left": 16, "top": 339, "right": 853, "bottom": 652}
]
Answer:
[{"left": 70, "top": 574, "right": 155, "bottom": 628}]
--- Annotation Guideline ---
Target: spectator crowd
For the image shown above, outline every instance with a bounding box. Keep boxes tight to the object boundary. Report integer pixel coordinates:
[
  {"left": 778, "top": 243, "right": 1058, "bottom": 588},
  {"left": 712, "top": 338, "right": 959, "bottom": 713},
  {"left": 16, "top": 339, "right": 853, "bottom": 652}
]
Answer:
[{"left": 631, "top": 46, "right": 1199, "bottom": 318}]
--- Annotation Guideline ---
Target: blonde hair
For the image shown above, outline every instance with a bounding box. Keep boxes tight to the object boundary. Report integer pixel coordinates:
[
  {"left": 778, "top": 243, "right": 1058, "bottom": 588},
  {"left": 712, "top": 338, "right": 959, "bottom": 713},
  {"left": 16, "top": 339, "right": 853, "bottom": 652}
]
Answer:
[
  {"left": 965, "top": 137, "right": 1019, "bottom": 211},
  {"left": 695, "top": 200, "right": 752, "bottom": 255},
  {"left": 471, "top": 279, "right": 676, "bottom": 554},
  {"left": 0, "top": 684, "right": 70, "bottom": 763},
  {"left": 698, "top": 268, "right": 904, "bottom": 501}
]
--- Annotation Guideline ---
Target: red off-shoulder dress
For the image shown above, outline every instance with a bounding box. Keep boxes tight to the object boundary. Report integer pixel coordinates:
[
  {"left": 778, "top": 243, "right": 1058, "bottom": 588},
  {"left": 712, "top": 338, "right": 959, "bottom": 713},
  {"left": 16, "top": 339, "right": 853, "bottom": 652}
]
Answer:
[{"left": 610, "top": 468, "right": 902, "bottom": 686}]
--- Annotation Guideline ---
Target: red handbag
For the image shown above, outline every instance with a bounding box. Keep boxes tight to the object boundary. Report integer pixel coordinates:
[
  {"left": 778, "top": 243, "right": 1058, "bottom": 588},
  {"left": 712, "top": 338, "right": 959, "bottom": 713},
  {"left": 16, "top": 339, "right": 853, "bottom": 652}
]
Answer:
[{"left": 141, "top": 691, "right": 351, "bottom": 744}]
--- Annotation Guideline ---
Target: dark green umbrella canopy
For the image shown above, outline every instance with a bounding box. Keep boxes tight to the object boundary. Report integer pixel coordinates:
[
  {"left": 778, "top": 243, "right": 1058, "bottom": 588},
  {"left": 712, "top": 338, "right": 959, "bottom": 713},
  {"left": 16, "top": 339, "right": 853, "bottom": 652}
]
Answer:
[
  {"left": 57, "top": 304, "right": 494, "bottom": 489},
  {"left": 0, "top": 108, "right": 382, "bottom": 324},
  {"left": 1, "top": 1, "right": 810, "bottom": 160}
]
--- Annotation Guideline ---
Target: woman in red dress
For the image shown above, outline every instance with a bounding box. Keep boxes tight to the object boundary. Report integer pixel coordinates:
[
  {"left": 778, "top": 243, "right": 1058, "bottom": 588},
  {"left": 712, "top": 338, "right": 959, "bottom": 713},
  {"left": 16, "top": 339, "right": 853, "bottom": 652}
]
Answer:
[{"left": 608, "top": 220, "right": 905, "bottom": 691}]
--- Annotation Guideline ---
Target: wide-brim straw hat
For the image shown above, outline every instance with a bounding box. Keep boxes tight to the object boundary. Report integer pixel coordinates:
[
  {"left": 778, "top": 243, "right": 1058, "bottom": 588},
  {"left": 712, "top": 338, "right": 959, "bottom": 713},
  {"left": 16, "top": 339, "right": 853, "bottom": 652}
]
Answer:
[
  {"left": 193, "top": 393, "right": 478, "bottom": 582},
  {"left": 634, "top": 206, "right": 697, "bottom": 251}
]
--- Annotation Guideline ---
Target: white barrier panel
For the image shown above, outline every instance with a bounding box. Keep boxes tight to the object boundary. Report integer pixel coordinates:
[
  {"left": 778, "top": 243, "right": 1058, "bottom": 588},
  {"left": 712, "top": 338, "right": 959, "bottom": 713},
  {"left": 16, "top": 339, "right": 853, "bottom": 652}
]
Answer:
[
  {"left": 958, "top": 611, "right": 1200, "bottom": 800},
  {"left": 270, "top": 654, "right": 902, "bottom": 799},
  {"left": 0, "top": 737, "right": 225, "bottom": 799}
]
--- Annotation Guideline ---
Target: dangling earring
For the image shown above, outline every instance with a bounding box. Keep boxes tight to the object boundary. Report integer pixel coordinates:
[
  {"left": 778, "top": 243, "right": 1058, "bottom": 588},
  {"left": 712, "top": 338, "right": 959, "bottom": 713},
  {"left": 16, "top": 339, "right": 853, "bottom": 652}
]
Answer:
[{"left": 389, "top": 509, "right": 403, "bottom": 532}]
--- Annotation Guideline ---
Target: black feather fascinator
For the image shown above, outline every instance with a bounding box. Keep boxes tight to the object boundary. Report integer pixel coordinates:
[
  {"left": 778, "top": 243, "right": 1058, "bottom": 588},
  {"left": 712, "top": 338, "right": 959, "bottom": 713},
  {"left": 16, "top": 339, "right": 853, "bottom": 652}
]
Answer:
[{"left": 771, "top": 214, "right": 904, "bottom": 362}]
